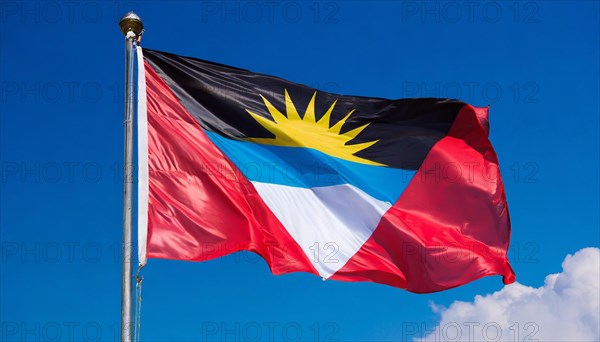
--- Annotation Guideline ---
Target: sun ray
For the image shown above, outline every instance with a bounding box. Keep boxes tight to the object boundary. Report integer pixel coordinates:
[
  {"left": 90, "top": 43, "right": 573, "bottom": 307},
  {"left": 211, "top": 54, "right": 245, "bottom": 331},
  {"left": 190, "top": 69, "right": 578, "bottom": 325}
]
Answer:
[
  {"left": 347, "top": 140, "right": 380, "bottom": 153},
  {"left": 303, "top": 92, "right": 317, "bottom": 123},
  {"left": 246, "top": 109, "right": 279, "bottom": 132},
  {"left": 342, "top": 123, "right": 370, "bottom": 140},
  {"left": 317, "top": 99, "right": 337, "bottom": 129},
  {"left": 260, "top": 95, "right": 287, "bottom": 123},
  {"left": 284, "top": 89, "right": 302, "bottom": 121},
  {"left": 329, "top": 109, "right": 355, "bottom": 134}
]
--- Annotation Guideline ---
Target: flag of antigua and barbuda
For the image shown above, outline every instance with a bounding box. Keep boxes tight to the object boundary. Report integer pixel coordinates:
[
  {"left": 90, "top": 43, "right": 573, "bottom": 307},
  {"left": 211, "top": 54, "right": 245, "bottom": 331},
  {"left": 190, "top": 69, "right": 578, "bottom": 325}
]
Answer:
[{"left": 136, "top": 48, "right": 515, "bottom": 293}]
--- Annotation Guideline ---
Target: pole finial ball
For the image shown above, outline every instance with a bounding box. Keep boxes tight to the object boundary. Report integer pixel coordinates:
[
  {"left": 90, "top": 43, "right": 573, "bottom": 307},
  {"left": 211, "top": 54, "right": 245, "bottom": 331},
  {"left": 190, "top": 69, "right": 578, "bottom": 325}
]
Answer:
[{"left": 119, "top": 12, "right": 143, "bottom": 37}]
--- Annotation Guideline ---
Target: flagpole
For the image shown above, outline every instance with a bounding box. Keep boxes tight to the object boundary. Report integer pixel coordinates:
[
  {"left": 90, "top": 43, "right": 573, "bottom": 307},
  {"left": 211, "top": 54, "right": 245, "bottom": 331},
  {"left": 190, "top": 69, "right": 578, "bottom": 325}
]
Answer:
[{"left": 119, "top": 12, "right": 143, "bottom": 342}]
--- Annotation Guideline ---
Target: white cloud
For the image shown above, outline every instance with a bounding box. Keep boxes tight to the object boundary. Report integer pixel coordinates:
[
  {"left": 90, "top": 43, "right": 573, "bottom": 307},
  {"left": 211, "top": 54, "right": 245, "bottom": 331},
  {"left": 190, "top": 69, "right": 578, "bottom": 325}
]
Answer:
[{"left": 420, "top": 247, "right": 600, "bottom": 342}]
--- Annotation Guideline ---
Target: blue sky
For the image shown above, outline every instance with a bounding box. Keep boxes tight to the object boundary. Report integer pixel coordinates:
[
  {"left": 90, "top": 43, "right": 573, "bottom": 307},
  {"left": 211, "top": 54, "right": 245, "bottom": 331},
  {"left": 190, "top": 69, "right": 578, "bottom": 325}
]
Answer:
[{"left": 1, "top": 1, "right": 599, "bottom": 341}]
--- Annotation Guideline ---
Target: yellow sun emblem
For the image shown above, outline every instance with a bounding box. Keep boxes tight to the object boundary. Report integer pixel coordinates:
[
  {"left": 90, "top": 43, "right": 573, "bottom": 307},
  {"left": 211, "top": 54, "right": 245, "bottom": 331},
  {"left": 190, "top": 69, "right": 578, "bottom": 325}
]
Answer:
[{"left": 245, "top": 89, "right": 383, "bottom": 166}]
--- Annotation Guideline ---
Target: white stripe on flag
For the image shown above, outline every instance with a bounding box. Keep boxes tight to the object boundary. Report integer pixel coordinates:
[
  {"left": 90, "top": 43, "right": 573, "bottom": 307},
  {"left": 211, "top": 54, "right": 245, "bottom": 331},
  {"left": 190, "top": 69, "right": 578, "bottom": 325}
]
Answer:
[
  {"left": 136, "top": 45, "right": 149, "bottom": 267},
  {"left": 251, "top": 182, "right": 392, "bottom": 278}
]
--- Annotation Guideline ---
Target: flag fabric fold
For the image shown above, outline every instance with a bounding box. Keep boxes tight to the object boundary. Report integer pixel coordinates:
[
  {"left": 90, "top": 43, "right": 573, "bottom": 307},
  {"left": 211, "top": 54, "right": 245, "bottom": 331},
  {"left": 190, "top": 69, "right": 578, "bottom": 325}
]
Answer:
[{"left": 137, "top": 48, "right": 515, "bottom": 293}]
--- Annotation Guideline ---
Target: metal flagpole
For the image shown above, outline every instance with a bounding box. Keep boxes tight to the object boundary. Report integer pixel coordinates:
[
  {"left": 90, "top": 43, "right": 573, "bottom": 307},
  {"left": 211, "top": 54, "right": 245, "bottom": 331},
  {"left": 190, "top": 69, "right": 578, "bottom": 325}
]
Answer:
[{"left": 118, "top": 12, "right": 143, "bottom": 342}]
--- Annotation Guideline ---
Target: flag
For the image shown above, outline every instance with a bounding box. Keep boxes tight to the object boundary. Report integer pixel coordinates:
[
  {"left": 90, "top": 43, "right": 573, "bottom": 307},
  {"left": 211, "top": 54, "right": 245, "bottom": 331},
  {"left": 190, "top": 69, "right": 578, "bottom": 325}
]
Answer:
[{"left": 137, "top": 48, "right": 515, "bottom": 293}]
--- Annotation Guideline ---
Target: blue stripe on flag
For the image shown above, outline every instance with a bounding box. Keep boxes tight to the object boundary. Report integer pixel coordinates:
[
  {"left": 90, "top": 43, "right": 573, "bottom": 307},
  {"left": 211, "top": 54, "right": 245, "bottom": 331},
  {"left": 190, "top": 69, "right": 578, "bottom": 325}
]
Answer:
[{"left": 206, "top": 132, "right": 415, "bottom": 204}]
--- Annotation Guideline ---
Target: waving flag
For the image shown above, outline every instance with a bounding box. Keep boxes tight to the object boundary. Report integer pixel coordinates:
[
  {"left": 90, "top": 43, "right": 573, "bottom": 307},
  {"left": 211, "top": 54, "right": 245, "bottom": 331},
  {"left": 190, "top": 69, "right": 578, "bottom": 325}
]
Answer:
[{"left": 137, "top": 48, "right": 515, "bottom": 293}]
